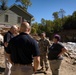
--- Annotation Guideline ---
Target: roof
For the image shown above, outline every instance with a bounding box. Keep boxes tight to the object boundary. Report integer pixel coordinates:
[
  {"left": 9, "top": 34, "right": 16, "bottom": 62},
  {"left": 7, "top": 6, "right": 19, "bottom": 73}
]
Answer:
[
  {"left": 0, "top": 4, "right": 33, "bottom": 18},
  {"left": 10, "top": 4, "right": 33, "bottom": 18}
]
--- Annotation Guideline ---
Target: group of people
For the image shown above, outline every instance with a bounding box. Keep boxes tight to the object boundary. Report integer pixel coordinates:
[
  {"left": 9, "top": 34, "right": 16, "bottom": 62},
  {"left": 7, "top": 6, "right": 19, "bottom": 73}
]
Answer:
[{"left": 3, "top": 21, "right": 67, "bottom": 75}]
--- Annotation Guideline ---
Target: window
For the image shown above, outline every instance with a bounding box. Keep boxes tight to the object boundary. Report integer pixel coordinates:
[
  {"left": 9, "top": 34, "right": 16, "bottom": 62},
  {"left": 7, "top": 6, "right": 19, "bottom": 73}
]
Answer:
[
  {"left": 5, "top": 15, "right": 8, "bottom": 22},
  {"left": 17, "top": 17, "right": 21, "bottom": 23}
]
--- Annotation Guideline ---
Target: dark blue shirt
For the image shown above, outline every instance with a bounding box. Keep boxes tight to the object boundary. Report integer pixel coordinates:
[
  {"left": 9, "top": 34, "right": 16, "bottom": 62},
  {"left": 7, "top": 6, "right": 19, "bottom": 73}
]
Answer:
[
  {"left": 48, "top": 43, "right": 64, "bottom": 60},
  {"left": 4, "top": 31, "right": 14, "bottom": 43},
  {"left": 6, "top": 33, "right": 40, "bottom": 65},
  {"left": 4, "top": 31, "right": 14, "bottom": 50}
]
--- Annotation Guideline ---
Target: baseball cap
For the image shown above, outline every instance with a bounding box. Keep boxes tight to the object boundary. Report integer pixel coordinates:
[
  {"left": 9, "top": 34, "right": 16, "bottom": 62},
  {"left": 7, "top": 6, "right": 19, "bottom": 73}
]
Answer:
[{"left": 54, "top": 34, "right": 61, "bottom": 41}]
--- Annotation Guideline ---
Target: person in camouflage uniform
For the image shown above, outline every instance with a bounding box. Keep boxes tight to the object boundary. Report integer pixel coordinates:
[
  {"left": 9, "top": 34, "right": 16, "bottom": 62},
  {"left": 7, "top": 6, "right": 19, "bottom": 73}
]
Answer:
[{"left": 38, "top": 32, "right": 50, "bottom": 72}]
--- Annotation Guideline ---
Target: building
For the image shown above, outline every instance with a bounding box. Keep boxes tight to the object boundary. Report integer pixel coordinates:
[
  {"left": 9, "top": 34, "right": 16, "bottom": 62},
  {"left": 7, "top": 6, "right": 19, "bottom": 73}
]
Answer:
[{"left": 0, "top": 4, "right": 33, "bottom": 26}]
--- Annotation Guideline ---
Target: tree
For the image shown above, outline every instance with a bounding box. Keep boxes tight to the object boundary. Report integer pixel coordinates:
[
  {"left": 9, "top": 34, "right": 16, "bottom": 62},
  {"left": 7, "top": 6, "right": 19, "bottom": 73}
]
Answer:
[
  {"left": 41, "top": 18, "right": 46, "bottom": 25},
  {"left": 44, "top": 20, "right": 54, "bottom": 38},
  {"left": 63, "top": 11, "right": 76, "bottom": 29},
  {"left": 31, "top": 27, "right": 37, "bottom": 34},
  {"left": 38, "top": 23, "right": 45, "bottom": 35},
  {"left": 15, "top": 0, "right": 32, "bottom": 10},
  {"left": 72, "top": 11, "right": 76, "bottom": 17},
  {"left": 59, "top": 9, "right": 65, "bottom": 26},
  {"left": 59, "top": 9, "right": 65, "bottom": 19},
  {"left": 71, "top": 11, "right": 76, "bottom": 29},
  {"left": 63, "top": 16, "right": 72, "bottom": 29},
  {"left": 52, "top": 12, "right": 59, "bottom": 20},
  {"left": 53, "top": 19, "right": 62, "bottom": 33},
  {"left": 0, "top": 0, "right": 8, "bottom": 10},
  {"left": 32, "top": 22, "right": 39, "bottom": 31}
]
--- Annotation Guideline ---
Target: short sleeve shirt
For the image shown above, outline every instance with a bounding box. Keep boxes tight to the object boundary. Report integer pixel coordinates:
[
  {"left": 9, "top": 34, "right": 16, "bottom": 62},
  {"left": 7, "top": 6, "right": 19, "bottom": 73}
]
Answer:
[
  {"left": 6, "top": 32, "right": 40, "bottom": 65},
  {"left": 48, "top": 43, "right": 64, "bottom": 60}
]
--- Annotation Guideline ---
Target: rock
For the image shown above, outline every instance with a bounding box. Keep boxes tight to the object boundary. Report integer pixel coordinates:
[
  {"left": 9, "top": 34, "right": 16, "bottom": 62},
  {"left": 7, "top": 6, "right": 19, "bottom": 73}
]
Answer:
[
  {"left": 68, "top": 52, "right": 73, "bottom": 56},
  {"left": 73, "top": 61, "right": 76, "bottom": 65},
  {"left": 70, "top": 55, "right": 76, "bottom": 60},
  {"left": 64, "top": 53, "right": 69, "bottom": 57}
]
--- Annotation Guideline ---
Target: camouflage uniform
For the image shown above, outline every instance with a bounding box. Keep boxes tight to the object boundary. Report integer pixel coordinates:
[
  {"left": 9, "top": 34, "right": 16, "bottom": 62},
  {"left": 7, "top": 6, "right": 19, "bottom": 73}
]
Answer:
[{"left": 39, "top": 38, "right": 50, "bottom": 70}]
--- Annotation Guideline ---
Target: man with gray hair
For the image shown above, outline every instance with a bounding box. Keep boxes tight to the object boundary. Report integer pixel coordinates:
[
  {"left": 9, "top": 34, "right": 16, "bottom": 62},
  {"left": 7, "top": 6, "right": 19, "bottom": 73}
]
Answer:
[{"left": 4, "top": 25, "right": 18, "bottom": 75}]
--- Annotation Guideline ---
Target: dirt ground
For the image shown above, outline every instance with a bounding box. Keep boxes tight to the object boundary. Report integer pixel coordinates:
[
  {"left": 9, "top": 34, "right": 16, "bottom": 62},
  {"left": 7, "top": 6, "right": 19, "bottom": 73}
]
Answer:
[{"left": 0, "top": 47, "right": 76, "bottom": 75}]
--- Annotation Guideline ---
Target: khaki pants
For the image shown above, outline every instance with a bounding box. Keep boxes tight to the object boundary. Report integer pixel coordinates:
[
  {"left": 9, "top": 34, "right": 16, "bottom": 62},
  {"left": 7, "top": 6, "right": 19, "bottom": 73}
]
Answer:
[
  {"left": 10, "top": 64, "right": 33, "bottom": 75},
  {"left": 4, "top": 58, "right": 12, "bottom": 75},
  {"left": 49, "top": 60, "right": 62, "bottom": 75}
]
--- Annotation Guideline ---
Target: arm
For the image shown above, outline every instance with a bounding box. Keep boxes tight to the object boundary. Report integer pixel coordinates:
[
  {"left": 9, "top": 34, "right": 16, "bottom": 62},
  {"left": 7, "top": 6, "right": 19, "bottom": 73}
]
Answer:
[
  {"left": 47, "top": 39, "right": 51, "bottom": 52},
  {"left": 4, "top": 38, "right": 13, "bottom": 64},
  {"left": 4, "top": 42, "right": 8, "bottom": 47},
  {"left": 38, "top": 40, "right": 41, "bottom": 48},
  {"left": 32, "top": 40, "right": 40, "bottom": 72},
  {"left": 58, "top": 48, "right": 67, "bottom": 56},
  {"left": 33, "top": 56, "right": 40, "bottom": 72},
  {"left": 4, "top": 33, "right": 10, "bottom": 47},
  {"left": 4, "top": 32, "right": 13, "bottom": 47},
  {"left": 4, "top": 51, "right": 13, "bottom": 64},
  {"left": 4, "top": 42, "right": 9, "bottom": 59}
]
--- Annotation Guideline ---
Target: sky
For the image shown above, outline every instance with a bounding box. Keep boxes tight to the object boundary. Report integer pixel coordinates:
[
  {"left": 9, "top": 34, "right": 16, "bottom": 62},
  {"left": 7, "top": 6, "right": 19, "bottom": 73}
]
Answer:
[{"left": 8, "top": 0, "right": 76, "bottom": 23}]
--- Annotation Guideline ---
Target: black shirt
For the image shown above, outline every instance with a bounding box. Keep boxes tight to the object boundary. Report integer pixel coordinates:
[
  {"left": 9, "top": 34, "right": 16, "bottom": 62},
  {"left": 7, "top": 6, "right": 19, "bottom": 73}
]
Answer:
[
  {"left": 4, "top": 31, "right": 14, "bottom": 43},
  {"left": 48, "top": 43, "right": 64, "bottom": 60},
  {"left": 6, "top": 33, "right": 40, "bottom": 65},
  {"left": 4, "top": 31, "right": 14, "bottom": 50}
]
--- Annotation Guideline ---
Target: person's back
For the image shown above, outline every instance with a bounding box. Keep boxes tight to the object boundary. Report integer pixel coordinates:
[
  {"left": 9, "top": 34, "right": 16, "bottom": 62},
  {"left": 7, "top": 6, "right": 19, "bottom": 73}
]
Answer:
[
  {"left": 8, "top": 32, "right": 39, "bottom": 65},
  {"left": 6, "top": 22, "right": 40, "bottom": 75}
]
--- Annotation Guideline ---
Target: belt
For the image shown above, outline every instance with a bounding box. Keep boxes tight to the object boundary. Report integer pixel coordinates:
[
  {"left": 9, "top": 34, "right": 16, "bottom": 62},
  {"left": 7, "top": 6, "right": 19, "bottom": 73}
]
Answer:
[{"left": 13, "top": 63, "right": 32, "bottom": 66}]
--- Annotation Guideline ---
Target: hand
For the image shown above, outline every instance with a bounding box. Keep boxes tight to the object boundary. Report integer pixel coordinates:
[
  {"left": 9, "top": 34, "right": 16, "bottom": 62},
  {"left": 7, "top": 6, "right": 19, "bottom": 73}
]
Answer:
[
  {"left": 58, "top": 54, "right": 61, "bottom": 57},
  {"left": 33, "top": 66, "right": 36, "bottom": 73}
]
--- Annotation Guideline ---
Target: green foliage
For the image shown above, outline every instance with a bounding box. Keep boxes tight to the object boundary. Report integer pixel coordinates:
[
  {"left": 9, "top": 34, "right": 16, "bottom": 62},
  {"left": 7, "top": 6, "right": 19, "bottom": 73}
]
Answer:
[
  {"left": 53, "top": 19, "right": 63, "bottom": 32},
  {"left": 31, "top": 27, "right": 37, "bottom": 34},
  {"left": 59, "top": 9, "right": 65, "bottom": 19},
  {"left": 0, "top": 0, "right": 8, "bottom": 10},
  {"left": 15, "top": 0, "right": 32, "bottom": 10},
  {"left": 38, "top": 24, "right": 45, "bottom": 35},
  {"left": 41, "top": 18, "right": 46, "bottom": 25},
  {"left": 52, "top": 12, "right": 59, "bottom": 20},
  {"left": 32, "top": 17, "right": 63, "bottom": 38},
  {"left": 31, "top": 22, "right": 38, "bottom": 34},
  {"left": 31, "top": 9, "right": 76, "bottom": 40},
  {"left": 72, "top": 11, "right": 76, "bottom": 17},
  {"left": 63, "top": 11, "right": 76, "bottom": 29}
]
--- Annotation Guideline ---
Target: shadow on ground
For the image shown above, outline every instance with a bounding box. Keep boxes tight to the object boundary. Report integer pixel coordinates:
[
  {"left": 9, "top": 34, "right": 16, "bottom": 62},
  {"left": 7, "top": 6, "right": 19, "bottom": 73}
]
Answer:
[
  {"left": 0, "top": 67, "right": 5, "bottom": 74},
  {"left": 35, "top": 70, "right": 47, "bottom": 74}
]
